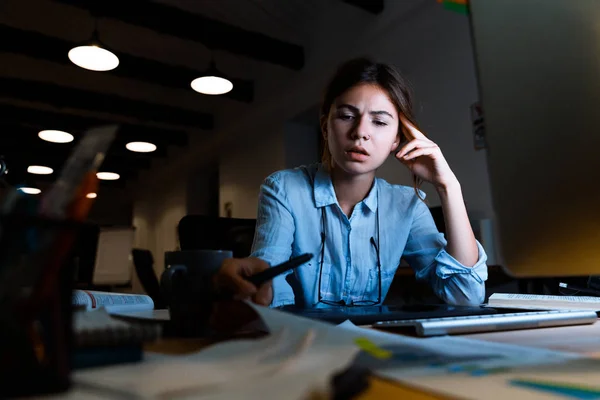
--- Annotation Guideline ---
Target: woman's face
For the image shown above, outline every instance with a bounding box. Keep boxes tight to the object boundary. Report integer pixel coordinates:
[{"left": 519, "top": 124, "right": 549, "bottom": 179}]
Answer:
[{"left": 325, "top": 83, "right": 401, "bottom": 176}]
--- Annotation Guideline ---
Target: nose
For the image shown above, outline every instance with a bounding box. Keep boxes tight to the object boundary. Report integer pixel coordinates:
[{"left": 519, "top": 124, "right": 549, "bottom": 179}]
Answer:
[{"left": 350, "top": 115, "right": 371, "bottom": 141}]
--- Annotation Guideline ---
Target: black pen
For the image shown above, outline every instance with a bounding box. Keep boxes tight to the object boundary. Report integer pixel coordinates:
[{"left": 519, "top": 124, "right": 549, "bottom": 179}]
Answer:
[{"left": 246, "top": 253, "right": 313, "bottom": 287}]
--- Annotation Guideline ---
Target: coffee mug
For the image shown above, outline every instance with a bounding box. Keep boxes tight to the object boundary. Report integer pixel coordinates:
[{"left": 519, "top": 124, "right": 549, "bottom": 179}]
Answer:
[{"left": 161, "top": 249, "right": 232, "bottom": 337}]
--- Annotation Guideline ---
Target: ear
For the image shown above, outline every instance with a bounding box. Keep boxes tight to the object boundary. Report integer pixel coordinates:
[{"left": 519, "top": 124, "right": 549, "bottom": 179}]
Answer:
[
  {"left": 320, "top": 115, "right": 328, "bottom": 139},
  {"left": 391, "top": 134, "right": 401, "bottom": 152}
]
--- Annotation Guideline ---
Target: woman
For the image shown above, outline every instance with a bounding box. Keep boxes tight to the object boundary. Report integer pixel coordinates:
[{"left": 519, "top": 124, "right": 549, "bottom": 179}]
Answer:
[{"left": 214, "top": 58, "right": 488, "bottom": 308}]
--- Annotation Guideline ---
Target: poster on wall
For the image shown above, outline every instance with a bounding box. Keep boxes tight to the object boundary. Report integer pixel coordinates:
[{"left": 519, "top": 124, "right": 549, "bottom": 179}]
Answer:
[{"left": 471, "top": 101, "right": 486, "bottom": 150}]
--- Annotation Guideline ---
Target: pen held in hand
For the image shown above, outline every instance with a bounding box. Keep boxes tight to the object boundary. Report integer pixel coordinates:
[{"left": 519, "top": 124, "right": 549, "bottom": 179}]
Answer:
[{"left": 245, "top": 253, "right": 313, "bottom": 288}]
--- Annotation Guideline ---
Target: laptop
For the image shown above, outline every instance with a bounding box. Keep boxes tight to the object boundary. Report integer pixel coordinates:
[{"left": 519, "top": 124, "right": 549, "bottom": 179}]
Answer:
[{"left": 279, "top": 303, "right": 498, "bottom": 325}]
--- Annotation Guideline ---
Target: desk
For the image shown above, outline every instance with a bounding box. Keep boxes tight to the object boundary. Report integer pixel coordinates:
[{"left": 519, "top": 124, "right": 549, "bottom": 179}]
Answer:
[{"left": 143, "top": 321, "right": 600, "bottom": 399}]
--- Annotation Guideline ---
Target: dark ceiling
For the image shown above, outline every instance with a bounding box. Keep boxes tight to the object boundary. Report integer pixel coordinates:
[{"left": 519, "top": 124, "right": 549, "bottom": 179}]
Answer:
[{"left": 0, "top": 0, "right": 383, "bottom": 190}]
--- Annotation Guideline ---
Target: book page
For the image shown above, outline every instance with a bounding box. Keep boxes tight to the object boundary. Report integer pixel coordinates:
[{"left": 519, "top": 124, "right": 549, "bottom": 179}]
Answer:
[
  {"left": 490, "top": 293, "right": 600, "bottom": 303},
  {"left": 72, "top": 290, "right": 93, "bottom": 310},
  {"left": 74, "top": 290, "right": 154, "bottom": 313}
]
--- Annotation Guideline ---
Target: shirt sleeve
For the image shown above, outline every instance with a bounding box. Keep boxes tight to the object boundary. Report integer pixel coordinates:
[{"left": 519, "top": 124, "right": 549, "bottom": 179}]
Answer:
[
  {"left": 402, "top": 199, "right": 488, "bottom": 306},
  {"left": 250, "top": 174, "right": 296, "bottom": 307}
]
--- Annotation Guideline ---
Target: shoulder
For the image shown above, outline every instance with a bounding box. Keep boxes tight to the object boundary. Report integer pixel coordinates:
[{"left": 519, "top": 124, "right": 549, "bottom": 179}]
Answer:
[
  {"left": 263, "top": 164, "right": 318, "bottom": 192},
  {"left": 376, "top": 177, "right": 426, "bottom": 210}
]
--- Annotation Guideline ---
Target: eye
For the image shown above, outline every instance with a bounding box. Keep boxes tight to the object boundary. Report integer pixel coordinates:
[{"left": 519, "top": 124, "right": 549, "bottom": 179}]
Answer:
[
  {"left": 337, "top": 114, "right": 354, "bottom": 121},
  {"left": 373, "top": 120, "right": 388, "bottom": 127}
]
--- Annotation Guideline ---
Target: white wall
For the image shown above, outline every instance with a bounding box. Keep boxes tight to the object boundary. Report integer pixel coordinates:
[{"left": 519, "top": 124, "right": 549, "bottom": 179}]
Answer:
[{"left": 218, "top": 0, "right": 493, "bottom": 220}]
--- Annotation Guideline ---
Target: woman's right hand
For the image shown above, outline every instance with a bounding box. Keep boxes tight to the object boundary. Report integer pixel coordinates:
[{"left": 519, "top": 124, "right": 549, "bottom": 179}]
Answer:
[{"left": 213, "top": 257, "right": 273, "bottom": 306}]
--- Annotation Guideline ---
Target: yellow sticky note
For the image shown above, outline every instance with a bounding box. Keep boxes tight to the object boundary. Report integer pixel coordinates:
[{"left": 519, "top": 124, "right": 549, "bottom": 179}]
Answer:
[{"left": 354, "top": 337, "right": 392, "bottom": 360}]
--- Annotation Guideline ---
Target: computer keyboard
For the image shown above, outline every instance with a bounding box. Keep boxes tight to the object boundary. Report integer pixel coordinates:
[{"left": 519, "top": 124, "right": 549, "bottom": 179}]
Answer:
[{"left": 373, "top": 309, "right": 598, "bottom": 337}]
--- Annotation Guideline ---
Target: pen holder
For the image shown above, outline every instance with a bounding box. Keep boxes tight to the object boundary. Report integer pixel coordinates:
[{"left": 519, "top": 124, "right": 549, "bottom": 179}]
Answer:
[{"left": 0, "top": 213, "right": 84, "bottom": 397}]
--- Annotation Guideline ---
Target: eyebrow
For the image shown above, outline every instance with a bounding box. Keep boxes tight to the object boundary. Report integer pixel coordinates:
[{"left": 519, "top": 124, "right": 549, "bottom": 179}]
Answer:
[{"left": 337, "top": 104, "right": 395, "bottom": 119}]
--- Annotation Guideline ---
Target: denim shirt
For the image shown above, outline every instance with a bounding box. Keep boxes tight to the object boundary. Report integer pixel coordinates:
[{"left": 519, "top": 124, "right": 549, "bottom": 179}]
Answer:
[{"left": 250, "top": 164, "right": 488, "bottom": 308}]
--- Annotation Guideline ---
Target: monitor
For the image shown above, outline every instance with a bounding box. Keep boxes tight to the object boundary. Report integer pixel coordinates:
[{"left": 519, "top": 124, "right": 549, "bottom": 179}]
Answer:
[{"left": 469, "top": 0, "right": 600, "bottom": 277}]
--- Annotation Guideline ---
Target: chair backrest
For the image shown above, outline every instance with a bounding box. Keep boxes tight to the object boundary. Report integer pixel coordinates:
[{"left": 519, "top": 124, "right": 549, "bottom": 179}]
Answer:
[
  {"left": 131, "top": 248, "right": 163, "bottom": 309},
  {"left": 177, "top": 215, "right": 257, "bottom": 258}
]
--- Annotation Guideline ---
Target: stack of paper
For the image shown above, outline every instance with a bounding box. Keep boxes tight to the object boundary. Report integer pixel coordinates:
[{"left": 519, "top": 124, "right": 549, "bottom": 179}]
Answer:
[{"left": 74, "top": 303, "right": 597, "bottom": 399}]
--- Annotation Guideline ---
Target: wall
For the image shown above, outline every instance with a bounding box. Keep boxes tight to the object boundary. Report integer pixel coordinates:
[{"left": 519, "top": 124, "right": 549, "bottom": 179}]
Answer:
[
  {"left": 133, "top": 0, "right": 496, "bottom": 273},
  {"left": 284, "top": 121, "right": 320, "bottom": 170},
  {"left": 132, "top": 177, "right": 187, "bottom": 278},
  {"left": 219, "top": 125, "right": 286, "bottom": 218},
  {"left": 218, "top": 0, "right": 494, "bottom": 220}
]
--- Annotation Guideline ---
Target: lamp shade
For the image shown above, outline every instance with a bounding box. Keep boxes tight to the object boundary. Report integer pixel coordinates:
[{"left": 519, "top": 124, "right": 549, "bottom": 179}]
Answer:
[
  {"left": 27, "top": 165, "right": 53, "bottom": 175},
  {"left": 96, "top": 172, "right": 120, "bottom": 180},
  {"left": 38, "top": 130, "right": 74, "bottom": 143},
  {"left": 191, "top": 61, "right": 233, "bottom": 95},
  {"left": 19, "top": 187, "right": 41, "bottom": 195},
  {"left": 126, "top": 141, "right": 156, "bottom": 153},
  {"left": 68, "top": 45, "right": 119, "bottom": 71}
]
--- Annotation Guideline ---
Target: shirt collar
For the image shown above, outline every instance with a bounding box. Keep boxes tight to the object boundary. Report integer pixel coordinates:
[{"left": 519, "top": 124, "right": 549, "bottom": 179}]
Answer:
[
  {"left": 314, "top": 165, "right": 337, "bottom": 208},
  {"left": 313, "top": 164, "right": 378, "bottom": 213}
]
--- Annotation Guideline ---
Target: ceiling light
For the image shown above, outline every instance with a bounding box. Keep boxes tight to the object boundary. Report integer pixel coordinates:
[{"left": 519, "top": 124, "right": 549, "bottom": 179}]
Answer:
[
  {"left": 19, "top": 187, "right": 41, "bottom": 195},
  {"left": 68, "top": 45, "right": 119, "bottom": 71},
  {"left": 96, "top": 172, "right": 120, "bottom": 180},
  {"left": 126, "top": 141, "right": 157, "bottom": 153},
  {"left": 68, "top": 20, "right": 119, "bottom": 72},
  {"left": 86, "top": 192, "right": 97, "bottom": 199},
  {"left": 38, "top": 130, "right": 74, "bottom": 143},
  {"left": 191, "top": 60, "right": 233, "bottom": 95},
  {"left": 27, "top": 165, "right": 53, "bottom": 175}
]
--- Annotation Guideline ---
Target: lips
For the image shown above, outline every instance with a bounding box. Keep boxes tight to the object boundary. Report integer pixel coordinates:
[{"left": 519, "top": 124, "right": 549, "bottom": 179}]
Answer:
[
  {"left": 346, "top": 146, "right": 369, "bottom": 156},
  {"left": 345, "top": 146, "right": 369, "bottom": 162}
]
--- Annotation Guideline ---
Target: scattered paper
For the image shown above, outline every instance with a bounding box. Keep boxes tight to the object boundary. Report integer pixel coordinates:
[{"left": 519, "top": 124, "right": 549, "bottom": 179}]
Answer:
[{"left": 74, "top": 305, "right": 596, "bottom": 400}]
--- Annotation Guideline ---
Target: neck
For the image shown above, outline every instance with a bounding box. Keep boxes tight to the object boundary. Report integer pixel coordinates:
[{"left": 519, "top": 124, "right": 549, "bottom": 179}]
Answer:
[{"left": 330, "top": 165, "right": 375, "bottom": 216}]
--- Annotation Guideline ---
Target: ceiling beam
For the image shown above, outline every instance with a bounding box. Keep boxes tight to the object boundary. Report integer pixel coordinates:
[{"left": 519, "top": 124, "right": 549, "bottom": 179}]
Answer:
[
  {"left": 0, "top": 77, "right": 213, "bottom": 130},
  {"left": 1, "top": 144, "right": 156, "bottom": 170},
  {"left": 0, "top": 105, "right": 188, "bottom": 147},
  {"left": 53, "top": 0, "right": 304, "bottom": 70},
  {"left": 342, "top": 0, "right": 385, "bottom": 14},
  {"left": 0, "top": 24, "right": 254, "bottom": 103}
]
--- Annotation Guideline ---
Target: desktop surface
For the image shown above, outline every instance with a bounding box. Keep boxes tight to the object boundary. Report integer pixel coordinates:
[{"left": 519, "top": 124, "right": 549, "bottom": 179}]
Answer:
[{"left": 279, "top": 303, "right": 498, "bottom": 325}]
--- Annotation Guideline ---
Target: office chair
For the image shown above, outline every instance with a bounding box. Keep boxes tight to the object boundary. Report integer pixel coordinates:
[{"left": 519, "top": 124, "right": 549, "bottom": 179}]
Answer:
[
  {"left": 177, "top": 215, "right": 257, "bottom": 258},
  {"left": 131, "top": 249, "right": 165, "bottom": 309}
]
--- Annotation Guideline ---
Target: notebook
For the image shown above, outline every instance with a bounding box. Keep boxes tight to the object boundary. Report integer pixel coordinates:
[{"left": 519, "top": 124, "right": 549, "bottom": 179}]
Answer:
[{"left": 74, "top": 307, "right": 161, "bottom": 348}]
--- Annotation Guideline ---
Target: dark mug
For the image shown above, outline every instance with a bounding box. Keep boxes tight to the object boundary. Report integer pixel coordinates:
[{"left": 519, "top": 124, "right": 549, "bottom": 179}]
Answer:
[{"left": 161, "top": 250, "right": 232, "bottom": 337}]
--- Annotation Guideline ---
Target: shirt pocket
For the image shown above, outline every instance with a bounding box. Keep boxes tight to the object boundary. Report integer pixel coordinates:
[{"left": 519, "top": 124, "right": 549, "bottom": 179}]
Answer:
[
  {"left": 318, "top": 263, "right": 342, "bottom": 302},
  {"left": 363, "top": 268, "right": 396, "bottom": 302}
]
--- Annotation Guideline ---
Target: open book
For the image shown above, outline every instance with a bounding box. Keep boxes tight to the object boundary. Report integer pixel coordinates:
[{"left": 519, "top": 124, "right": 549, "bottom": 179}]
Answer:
[
  {"left": 488, "top": 293, "right": 600, "bottom": 311},
  {"left": 73, "top": 290, "right": 154, "bottom": 313}
]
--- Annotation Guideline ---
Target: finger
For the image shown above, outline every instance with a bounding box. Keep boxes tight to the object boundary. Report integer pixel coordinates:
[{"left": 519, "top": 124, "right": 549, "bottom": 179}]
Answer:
[
  {"left": 395, "top": 139, "right": 431, "bottom": 158},
  {"left": 243, "top": 257, "right": 270, "bottom": 274},
  {"left": 402, "top": 146, "right": 438, "bottom": 160},
  {"left": 253, "top": 283, "right": 273, "bottom": 306},
  {"left": 400, "top": 115, "right": 427, "bottom": 141},
  {"left": 233, "top": 275, "right": 258, "bottom": 296}
]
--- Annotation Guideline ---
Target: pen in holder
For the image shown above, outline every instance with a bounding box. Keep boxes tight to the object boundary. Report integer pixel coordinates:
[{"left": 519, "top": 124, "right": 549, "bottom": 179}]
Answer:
[{"left": 0, "top": 214, "right": 84, "bottom": 397}]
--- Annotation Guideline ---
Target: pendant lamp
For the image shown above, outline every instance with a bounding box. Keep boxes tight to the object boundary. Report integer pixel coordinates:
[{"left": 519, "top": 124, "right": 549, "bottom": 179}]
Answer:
[
  {"left": 68, "top": 19, "right": 119, "bottom": 72},
  {"left": 191, "top": 60, "right": 233, "bottom": 95}
]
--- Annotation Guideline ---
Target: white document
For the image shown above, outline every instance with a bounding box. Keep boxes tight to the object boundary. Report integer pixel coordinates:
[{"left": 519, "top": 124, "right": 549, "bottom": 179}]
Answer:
[
  {"left": 74, "top": 305, "right": 589, "bottom": 400},
  {"left": 75, "top": 304, "right": 362, "bottom": 399},
  {"left": 488, "top": 292, "right": 600, "bottom": 311},
  {"left": 335, "top": 320, "right": 593, "bottom": 399}
]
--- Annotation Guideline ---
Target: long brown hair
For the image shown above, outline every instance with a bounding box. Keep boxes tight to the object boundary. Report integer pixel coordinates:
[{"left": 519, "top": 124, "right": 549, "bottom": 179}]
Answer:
[{"left": 320, "top": 57, "right": 425, "bottom": 200}]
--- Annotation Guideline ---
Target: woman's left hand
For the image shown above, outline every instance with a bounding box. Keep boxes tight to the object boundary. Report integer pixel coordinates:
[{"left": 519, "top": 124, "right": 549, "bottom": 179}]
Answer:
[{"left": 395, "top": 116, "right": 458, "bottom": 189}]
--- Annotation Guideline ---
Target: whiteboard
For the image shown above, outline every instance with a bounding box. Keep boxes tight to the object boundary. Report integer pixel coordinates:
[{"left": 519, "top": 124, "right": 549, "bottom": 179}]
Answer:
[{"left": 93, "top": 227, "right": 135, "bottom": 285}]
